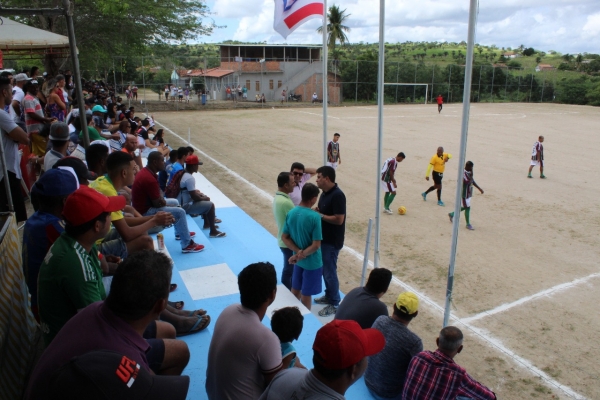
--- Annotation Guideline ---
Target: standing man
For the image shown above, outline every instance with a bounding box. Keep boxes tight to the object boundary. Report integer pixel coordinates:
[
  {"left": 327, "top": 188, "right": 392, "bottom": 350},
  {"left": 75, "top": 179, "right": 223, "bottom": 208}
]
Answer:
[
  {"left": 528, "top": 135, "right": 546, "bottom": 179},
  {"left": 23, "top": 80, "right": 54, "bottom": 159},
  {"left": 314, "top": 166, "right": 346, "bottom": 317},
  {"left": 273, "top": 171, "right": 296, "bottom": 290},
  {"left": 365, "top": 292, "right": 423, "bottom": 400},
  {"left": 449, "top": 161, "right": 484, "bottom": 231},
  {"left": 289, "top": 162, "right": 317, "bottom": 206},
  {"left": 403, "top": 326, "right": 497, "bottom": 400},
  {"left": 381, "top": 152, "right": 405, "bottom": 214},
  {"left": 437, "top": 94, "right": 444, "bottom": 113},
  {"left": 281, "top": 89, "right": 286, "bottom": 104},
  {"left": 422, "top": 146, "right": 452, "bottom": 206},
  {"left": 326, "top": 133, "right": 341, "bottom": 170},
  {"left": 9, "top": 73, "right": 31, "bottom": 127},
  {"left": 282, "top": 183, "right": 323, "bottom": 310}
]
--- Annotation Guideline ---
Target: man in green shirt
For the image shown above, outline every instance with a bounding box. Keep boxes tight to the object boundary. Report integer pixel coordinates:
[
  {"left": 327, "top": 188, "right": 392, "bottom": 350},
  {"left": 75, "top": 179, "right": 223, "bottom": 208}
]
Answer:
[
  {"left": 38, "top": 185, "right": 126, "bottom": 345},
  {"left": 272, "top": 171, "right": 295, "bottom": 290},
  {"left": 282, "top": 183, "right": 322, "bottom": 310}
]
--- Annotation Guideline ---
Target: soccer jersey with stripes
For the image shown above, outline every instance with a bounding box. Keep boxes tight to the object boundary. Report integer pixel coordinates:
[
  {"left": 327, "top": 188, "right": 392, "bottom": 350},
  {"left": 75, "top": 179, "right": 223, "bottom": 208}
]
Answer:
[{"left": 381, "top": 157, "right": 398, "bottom": 182}]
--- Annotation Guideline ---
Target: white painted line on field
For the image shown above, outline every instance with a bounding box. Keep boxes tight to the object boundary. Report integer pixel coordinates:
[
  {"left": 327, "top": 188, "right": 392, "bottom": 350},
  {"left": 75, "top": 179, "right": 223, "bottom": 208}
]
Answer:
[
  {"left": 154, "top": 118, "right": 585, "bottom": 400},
  {"left": 293, "top": 110, "right": 340, "bottom": 119},
  {"left": 463, "top": 272, "right": 600, "bottom": 324}
]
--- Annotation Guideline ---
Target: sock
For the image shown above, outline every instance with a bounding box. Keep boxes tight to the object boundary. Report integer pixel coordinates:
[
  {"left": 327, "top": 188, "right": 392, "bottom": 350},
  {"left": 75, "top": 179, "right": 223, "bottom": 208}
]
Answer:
[
  {"left": 384, "top": 192, "right": 390, "bottom": 209},
  {"left": 425, "top": 186, "right": 436, "bottom": 194},
  {"left": 450, "top": 207, "right": 466, "bottom": 219},
  {"left": 465, "top": 207, "right": 471, "bottom": 225},
  {"left": 437, "top": 189, "right": 442, "bottom": 201},
  {"left": 388, "top": 194, "right": 396, "bottom": 208}
]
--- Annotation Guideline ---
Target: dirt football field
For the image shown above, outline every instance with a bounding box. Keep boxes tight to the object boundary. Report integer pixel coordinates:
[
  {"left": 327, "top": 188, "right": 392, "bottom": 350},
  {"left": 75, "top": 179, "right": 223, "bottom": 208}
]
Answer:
[{"left": 151, "top": 102, "right": 600, "bottom": 399}]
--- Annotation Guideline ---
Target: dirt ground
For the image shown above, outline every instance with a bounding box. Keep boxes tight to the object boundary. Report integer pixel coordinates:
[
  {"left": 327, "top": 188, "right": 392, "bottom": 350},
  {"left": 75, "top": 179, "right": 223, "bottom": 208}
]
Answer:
[{"left": 153, "top": 102, "right": 600, "bottom": 399}]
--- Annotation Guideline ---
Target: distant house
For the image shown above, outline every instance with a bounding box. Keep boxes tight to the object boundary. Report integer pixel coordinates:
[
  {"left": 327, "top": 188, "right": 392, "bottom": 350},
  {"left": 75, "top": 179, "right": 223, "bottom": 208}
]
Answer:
[
  {"left": 502, "top": 52, "right": 521, "bottom": 59},
  {"left": 535, "top": 64, "right": 555, "bottom": 72}
]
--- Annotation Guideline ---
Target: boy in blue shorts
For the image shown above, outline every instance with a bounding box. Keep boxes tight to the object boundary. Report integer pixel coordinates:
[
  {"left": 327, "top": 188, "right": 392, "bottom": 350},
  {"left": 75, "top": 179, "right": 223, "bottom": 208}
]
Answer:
[{"left": 282, "top": 183, "right": 322, "bottom": 310}]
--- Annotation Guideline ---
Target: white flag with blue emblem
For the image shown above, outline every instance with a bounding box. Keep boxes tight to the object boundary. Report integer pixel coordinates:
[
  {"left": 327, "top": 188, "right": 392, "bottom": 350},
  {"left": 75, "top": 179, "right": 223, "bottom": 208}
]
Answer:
[{"left": 274, "top": 0, "right": 324, "bottom": 39}]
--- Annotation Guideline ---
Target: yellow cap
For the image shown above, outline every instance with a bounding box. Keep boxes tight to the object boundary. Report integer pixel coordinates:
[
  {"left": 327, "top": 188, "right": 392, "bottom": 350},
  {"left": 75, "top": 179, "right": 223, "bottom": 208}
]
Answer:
[{"left": 396, "top": 292, "right": 419, "bottom": 315}]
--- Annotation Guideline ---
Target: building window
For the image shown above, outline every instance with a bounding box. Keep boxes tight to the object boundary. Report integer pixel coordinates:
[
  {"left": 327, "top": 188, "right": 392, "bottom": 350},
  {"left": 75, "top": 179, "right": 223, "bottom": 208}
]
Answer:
[
  {"left": 269, "top": 80, "right": 274, "bottom": 90},
  {"left": 246, "top": 80, "right": 250, "bottom": 89},
  {"left": 255, "top": 81, "right": 260, "bottom": 91},
  {"left": 278, "top": 81, "right": 282, "bottom": 88}
]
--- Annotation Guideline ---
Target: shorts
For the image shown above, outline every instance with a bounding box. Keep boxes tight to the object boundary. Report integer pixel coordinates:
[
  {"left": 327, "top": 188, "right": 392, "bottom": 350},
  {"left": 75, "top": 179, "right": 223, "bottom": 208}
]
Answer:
[
  {"left": 380, "top": 180, "right": 396, "bottom": 193},
  {"left": 292, "top": 265, "right": 323, "bottom": 296},
  {"left": 98, "top": 228, "right": 128, "bottom": 259},
  {"left": 530, "top": 160, "right": 543, "bottom": 166},
  {"left": 461, "top": 197, "right": 472, "bottom": 208},
  {"left": 326, "top": 161, "right": 338, "bottom": 170},
  {"left": 243, "top": 93, "right": 247, "bottom": 98},
  {"left": 143, "top": 320, "right": 157, "bottom": 339},
  {"left": 146, "top": 338, "right": 165, "bottom": 374},
  {"left": 432, "top": 171, "right": 443, "bottom": 185}
]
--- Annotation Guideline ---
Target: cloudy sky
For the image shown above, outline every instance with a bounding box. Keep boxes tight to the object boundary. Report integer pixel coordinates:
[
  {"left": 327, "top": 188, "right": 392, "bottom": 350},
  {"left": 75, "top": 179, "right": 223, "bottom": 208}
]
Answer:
[{"left": 201, "top": 0, "right": 600, "bottom": 54}]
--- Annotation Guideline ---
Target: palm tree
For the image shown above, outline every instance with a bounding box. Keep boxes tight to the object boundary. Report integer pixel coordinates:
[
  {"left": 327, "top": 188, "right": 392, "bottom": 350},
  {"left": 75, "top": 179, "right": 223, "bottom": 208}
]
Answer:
[{"left": 317, "top": 5, "right": 351, "bottom": 54}]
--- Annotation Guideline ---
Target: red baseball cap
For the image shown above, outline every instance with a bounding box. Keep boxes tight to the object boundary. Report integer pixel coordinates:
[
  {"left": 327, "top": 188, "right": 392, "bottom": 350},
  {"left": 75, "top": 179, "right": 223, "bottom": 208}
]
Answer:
[
  {"left": 185, "top": 155, "right": 202, "bottom": 165},
  {"left": 313, "top": 320, "right": 385, "bottom": 369},
  {"left": 63, "top": 186, "right": 126, "bottom": 226}
]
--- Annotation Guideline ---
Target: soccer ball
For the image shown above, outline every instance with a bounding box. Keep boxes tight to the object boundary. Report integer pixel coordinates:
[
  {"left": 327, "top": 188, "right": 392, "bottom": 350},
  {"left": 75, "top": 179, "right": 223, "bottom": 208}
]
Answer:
[{"left": 398, "top": 206, "right": 407, "bottom": 215}]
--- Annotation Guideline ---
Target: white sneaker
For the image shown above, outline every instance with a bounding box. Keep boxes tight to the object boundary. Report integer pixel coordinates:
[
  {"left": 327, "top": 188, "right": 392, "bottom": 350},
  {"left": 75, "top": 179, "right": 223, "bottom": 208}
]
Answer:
[{"left": 384, "top": 209, "right": 393, "bottom": 214}]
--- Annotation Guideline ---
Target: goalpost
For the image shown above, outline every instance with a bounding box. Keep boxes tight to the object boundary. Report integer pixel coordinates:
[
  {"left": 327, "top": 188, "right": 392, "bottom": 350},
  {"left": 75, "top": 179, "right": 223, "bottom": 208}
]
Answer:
[{"left": 384, "top": 83, "right": 429, "bottom": 104}]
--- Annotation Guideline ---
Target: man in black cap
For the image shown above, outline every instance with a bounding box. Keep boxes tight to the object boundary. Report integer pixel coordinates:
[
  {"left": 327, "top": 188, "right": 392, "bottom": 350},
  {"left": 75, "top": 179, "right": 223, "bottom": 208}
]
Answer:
[{"left": 44, "top": 122, "right": 71, "bottom": 171}]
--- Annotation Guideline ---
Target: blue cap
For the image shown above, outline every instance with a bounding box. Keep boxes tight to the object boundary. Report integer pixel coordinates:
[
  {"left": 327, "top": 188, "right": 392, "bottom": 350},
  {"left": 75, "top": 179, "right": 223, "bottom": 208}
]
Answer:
[
  {"left": 91, "top": 105, "right": 107, "bottom": 113},
  {"left": 31, "top": 169, "right": 78, "bottom": 197}
]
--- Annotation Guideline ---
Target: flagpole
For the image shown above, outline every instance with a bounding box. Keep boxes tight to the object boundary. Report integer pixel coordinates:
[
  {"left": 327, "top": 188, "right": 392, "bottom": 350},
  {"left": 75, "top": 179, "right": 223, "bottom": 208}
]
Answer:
[
  {"left": 322, "top": 0, "right": 328, "bottom": 166},
  {"left": 373, "top": 0, "right": 385, "bottom": 268},
  {"left": 443, "top": 0, "right": 478, "bottom": 327}
]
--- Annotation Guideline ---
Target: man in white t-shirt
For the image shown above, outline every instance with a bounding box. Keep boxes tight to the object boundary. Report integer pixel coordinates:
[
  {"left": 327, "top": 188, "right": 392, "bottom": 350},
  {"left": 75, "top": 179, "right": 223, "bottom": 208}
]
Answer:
[
  {"left": 206, "top": 262, "right": 282, "bottom": 400},
  {"left": 10, "top": 73, "right": 31, "bottom": 127},
  {"left": 289, "top": 162, "right": 317, "bottom": 206},
  {"left": 176, "top": 155, "right": 225, "bottom": 238}
]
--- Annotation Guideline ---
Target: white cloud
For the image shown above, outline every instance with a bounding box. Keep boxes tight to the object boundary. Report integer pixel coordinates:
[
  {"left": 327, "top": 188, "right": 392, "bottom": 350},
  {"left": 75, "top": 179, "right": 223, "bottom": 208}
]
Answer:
[{"left": 582, "top": 12, "right": 600, "bottom": 39}]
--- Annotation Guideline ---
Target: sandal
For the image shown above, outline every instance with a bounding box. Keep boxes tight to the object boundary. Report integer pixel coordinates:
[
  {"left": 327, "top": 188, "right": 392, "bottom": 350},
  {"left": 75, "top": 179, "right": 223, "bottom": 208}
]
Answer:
[
  {"left": 170, "top": 283, "right": 177, "bottom": 292},
  {"left": 215, "top": 218, "right": 222, "bottom": 223},
  {"left": 188, "top": 309, "right": 207, "bottom": 317},
  {"left": 168, "top": 301, "right": 184, "bottom": 310},
  {"left": 210, "top": 231, "right": 226, "bottom": 238},
  {"left": 177, "top": 315, "right": 211, "bottom": 336}
]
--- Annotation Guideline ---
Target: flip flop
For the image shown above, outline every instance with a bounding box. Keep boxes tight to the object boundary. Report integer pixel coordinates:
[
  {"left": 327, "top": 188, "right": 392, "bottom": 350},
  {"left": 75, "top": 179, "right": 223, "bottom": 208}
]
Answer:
[
  {"left": 170, "top": 283, "right": 177, "bottom": 292},
  {"left": 188, "top": 309, "right": 207, "bottom": 317},
  {"left": 210, "top": 231, "right": 226, "bottom": 238},
  {"left": 168, "top": 301, "right": 184, "bottom": 310},
  {"left": 177, "top": 315, "right": 211, "bottom": 336}
]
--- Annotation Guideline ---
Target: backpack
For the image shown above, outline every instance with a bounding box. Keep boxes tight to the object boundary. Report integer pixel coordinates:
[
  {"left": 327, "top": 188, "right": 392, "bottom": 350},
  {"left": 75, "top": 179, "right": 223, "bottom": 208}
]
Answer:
[{"left": 164, "top": 170, "right": 186, "bottom": 199}]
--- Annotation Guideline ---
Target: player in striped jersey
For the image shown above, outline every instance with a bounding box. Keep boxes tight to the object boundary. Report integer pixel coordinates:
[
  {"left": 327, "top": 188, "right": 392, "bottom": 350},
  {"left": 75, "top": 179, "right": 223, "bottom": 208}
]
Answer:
[
  {"left": 528, "top": 136, "right": 545, "bottom": 179},
  {"left": 381, "top": 152, "right": 406, "bottom": 214},
  {"left": 448, "top": 161, "right": 484, "bottom": 230},
  {"left": 326, "top": 133, "right": 341, "bottom": 170}
]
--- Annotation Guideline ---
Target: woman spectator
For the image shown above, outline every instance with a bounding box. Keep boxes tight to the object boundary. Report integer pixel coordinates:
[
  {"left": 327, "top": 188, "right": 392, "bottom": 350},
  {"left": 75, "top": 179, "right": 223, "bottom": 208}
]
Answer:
[
  {"left": 106, "top": 103, "right": 117, "bottom": 125},
  {"left": 45, "top": 79, "right": 66, "bottom": 122}
]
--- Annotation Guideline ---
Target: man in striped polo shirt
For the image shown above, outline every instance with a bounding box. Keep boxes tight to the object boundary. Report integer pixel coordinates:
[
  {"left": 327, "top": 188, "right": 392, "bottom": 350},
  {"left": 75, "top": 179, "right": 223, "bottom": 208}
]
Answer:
[
  {"left": 528, "top": 135, "right": 546, "bottom": 179},
  {"left": 381, "top": 152, "right": 405, "bottom": 214}
]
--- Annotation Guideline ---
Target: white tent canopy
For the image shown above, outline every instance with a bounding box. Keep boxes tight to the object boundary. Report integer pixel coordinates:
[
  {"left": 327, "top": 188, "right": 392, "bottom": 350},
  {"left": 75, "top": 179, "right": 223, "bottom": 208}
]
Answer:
[{"left": 0, "top": 18, "right": 70, "bottom": 52}]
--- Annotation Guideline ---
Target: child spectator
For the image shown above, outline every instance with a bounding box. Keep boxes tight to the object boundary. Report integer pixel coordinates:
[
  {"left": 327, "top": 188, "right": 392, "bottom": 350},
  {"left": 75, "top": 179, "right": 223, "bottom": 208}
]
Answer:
[{"left": 270, "top": 307, "right": 305, "bottom": 369}]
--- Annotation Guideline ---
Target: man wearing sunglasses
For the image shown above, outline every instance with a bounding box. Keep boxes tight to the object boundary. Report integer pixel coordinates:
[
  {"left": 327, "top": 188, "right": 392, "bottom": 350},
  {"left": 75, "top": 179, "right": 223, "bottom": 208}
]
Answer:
[{"left": 289, "top": 162, "right": 317, "bottom": 206}]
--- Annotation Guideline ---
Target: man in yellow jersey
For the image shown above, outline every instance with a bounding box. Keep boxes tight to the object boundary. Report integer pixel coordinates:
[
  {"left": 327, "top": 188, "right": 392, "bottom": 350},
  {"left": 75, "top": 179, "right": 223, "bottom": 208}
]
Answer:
[{"left": 422, "top": 147, "right": 452, "bottom": 206}]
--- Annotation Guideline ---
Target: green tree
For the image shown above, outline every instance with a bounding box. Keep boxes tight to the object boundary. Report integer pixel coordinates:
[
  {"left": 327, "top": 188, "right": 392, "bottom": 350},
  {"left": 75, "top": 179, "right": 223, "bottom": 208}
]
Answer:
[
  {"left": 317, "top": 5, "right": 351, "bottom": 54},
  {"left": 522, "top": 47, "right": 535, "bottom": 56}
]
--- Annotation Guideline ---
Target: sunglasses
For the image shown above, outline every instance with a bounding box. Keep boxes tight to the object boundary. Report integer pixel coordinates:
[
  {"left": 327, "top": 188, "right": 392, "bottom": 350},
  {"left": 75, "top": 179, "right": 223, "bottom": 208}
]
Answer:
[{"left": 292, "top": 172, "right": 304, "bottom": 176}]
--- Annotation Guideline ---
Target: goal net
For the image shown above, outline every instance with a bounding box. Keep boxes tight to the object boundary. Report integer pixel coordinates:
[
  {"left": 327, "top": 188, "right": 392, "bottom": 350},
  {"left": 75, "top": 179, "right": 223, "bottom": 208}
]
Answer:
[{"left": 384, "top": 83, "right": 429, "bottom": 104}]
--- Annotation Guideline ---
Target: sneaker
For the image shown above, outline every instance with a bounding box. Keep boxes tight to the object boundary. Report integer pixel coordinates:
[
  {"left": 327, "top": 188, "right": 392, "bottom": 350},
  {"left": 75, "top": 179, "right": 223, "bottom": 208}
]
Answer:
[
  {"left": 384, "top": 209, "right": 393, "bottom": 214},
  {"left": 540, "top": 175, "right": 546, "bottom": 179},
  {"left": 527, "top": 175, "right": 533, "bottom": 178},
  {"left": 318, "top": 304, "right": 338, "bottom": 317},
  {"left": 448, "top": 213, "right": 453, "bottom": 222},
  {"left": 437, "top": 200, "right": 445, "bottom": 207},
  {"left": 466, "top": 224, "right": 475, "bottom": 230},
  {"left": 421, "top": 192, "right": 427, "bottom": 201},
  {"left": 314, "top": 296, "right": 330, "bottom": 305},
  {"left": 182, "top": 240, "right": 204, "bottom": 253},
  {"left": 175, "top": 232, "right": 196, "bottom": 240}
]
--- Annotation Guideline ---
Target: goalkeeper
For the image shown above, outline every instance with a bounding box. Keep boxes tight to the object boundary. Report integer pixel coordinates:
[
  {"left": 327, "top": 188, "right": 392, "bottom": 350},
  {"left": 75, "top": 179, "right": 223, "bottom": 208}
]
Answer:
[{"left": 422, "top": 146, "right": 452, "bottom": 206}]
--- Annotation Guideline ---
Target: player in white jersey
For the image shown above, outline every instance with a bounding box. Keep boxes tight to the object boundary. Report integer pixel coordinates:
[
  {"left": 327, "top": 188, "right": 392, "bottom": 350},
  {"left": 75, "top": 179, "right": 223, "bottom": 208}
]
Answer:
[
  {"left": 528, "top": 135, "right": 546, "bottom": 179},
  {"left": 326, "top": 133, "right": 341, "bottom": 170},
  {"left": 449, "top": 161, "right": 484, "bottom": 230},
  {"left": 381, "top": 152, "right": 405, "bottom": 214}
]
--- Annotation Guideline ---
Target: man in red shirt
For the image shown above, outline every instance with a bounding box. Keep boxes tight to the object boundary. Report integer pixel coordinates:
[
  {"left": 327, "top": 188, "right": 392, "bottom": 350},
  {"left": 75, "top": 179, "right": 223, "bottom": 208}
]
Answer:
[
  {"left": 436, "top": 94, "right": 443, "bottom": 113},
  {"left": 403, "top": 326, "right": 496, "bottom": 400},
  {"left": 131, "top": 152, "right": 203, "bottom": 253}
]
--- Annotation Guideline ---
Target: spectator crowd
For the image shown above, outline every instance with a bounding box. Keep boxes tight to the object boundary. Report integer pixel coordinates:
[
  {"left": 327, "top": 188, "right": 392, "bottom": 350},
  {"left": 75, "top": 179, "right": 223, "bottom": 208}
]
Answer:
[{"left": 1, "top": 67, "right": 496, "bottom": 400}]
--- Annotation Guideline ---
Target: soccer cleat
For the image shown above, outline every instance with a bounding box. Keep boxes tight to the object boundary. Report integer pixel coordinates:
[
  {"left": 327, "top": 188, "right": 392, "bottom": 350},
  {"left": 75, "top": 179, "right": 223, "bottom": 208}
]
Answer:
[
  {"left": 437, "top": 201, "right": 445, "bottom": 207},
  {"left": 384, "top": 209, "right": 393, "bottom": 214},
  {"left": 175, "top": 232, "right": 196, "bottom": 240},
  {"left": 540, "top": 175, "right": 546, "bottom": 179},
  {"left": 466, "top": 224, "right": 475, "bottom": 230},
  {"left": 527, "top": 175, "right": 532, "bottom": 178},
  {"left": 421, "top": 192, "right": 427, "bottom": 201},
  {"left": 318, "top": 304, "right": 338, "bottom": 317},
  {"left": 182, "top": 240, "right": 204, "bottom": 253},
  {"left": 314, "top": 296, "right": 330, "bottom": 305},
  {"left": 448, "top": 213, "right": 453, "bottom": 222}
]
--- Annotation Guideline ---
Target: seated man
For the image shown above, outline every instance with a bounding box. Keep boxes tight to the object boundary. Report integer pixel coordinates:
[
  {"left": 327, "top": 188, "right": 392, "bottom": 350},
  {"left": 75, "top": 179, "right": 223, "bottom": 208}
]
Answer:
[
  {"left": 37, "top": 186, "right": 125, "bottom": 345},
  {"left": 53, "top": 156, "right": 97, "bottom": 186},
  {"left": 176, "top": 154, "right": 225, "bottom": 238},
  {"left": 259, "top": 319, "right": 385, "bottom": 399},
  {"left": 121, "top": 133, "right": 144, "bottom": 171},
  {"left": 85, "top": 142, "right": 110, "bottom": 177},
  {"left": 108, "top": 119, "right": 129, "bottom": 153},
  {"left": 167, "top": 146, "right": 187, "bottom": 185},
  {"left": 22, "top": 169, "right": 78, "bottom": 320},
  {"left": 206, "top": 262, "right": 282, "bottom": 399},
  {"left": 335, "top": 268, "right": 392, "bottom": 329},
  {"left": 403, "top": 326, "right": 497, "bottom": 400},
  {"left": 160, "top": 149, "right": 178, "bottom": 191},
  {"left": 365, "top": 292, "right": 423, "bottom": 400},
  {"left": 43, "top": 122, "right": 70, "bottom": 171},
  {"left": 131, "top": 152, "right": 203, "bottom": 253},
  {"left": 26, "top": 250, "right": 191, "bottom": 400}
]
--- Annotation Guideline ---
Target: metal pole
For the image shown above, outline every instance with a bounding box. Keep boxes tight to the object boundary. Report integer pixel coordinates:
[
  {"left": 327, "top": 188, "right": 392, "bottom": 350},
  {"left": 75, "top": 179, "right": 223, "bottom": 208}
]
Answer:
[
  {"left": 413, "top": 63, "right": 417, "bottom": 103},
  {"left": 447, "top": 65, "right": 452, "bottom": 103},
  {"left": 142, "top": 56, "right": 146, "bottom": 105},
  {"left": 395, "top": 62, "right": 400, "bottom": 103},
  {"left": 477, "top": 65, "right": 482, "bottom": 102},
  {"left": 373, "top": 0, "right": 385, "bottom": 269},
  {"left": 322, "top": 0, "right": 328, "bottom": 165},
  {"left": 443, "top": 0, "right": 478, "bottom": 328},
  {"left": 62, "top": 0, "right": 89, "bottom": 148},
  {"left": 540, "top": 75, "right": 545, "bottom": 102},
  {"left": 529, "top": 72, "right": 533, "bottom": 102},
  {"left": 431, "top": 66, "right": 435, "bottom": 103},
  {"left": 355, "top": 60, "right": 358, "bottom": 103},
  {"left": 360, "top": 218, "right": 374, "bottom": 286},
  {"left": 490, "top": 66, "right": 495, "bottom": 102}
]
